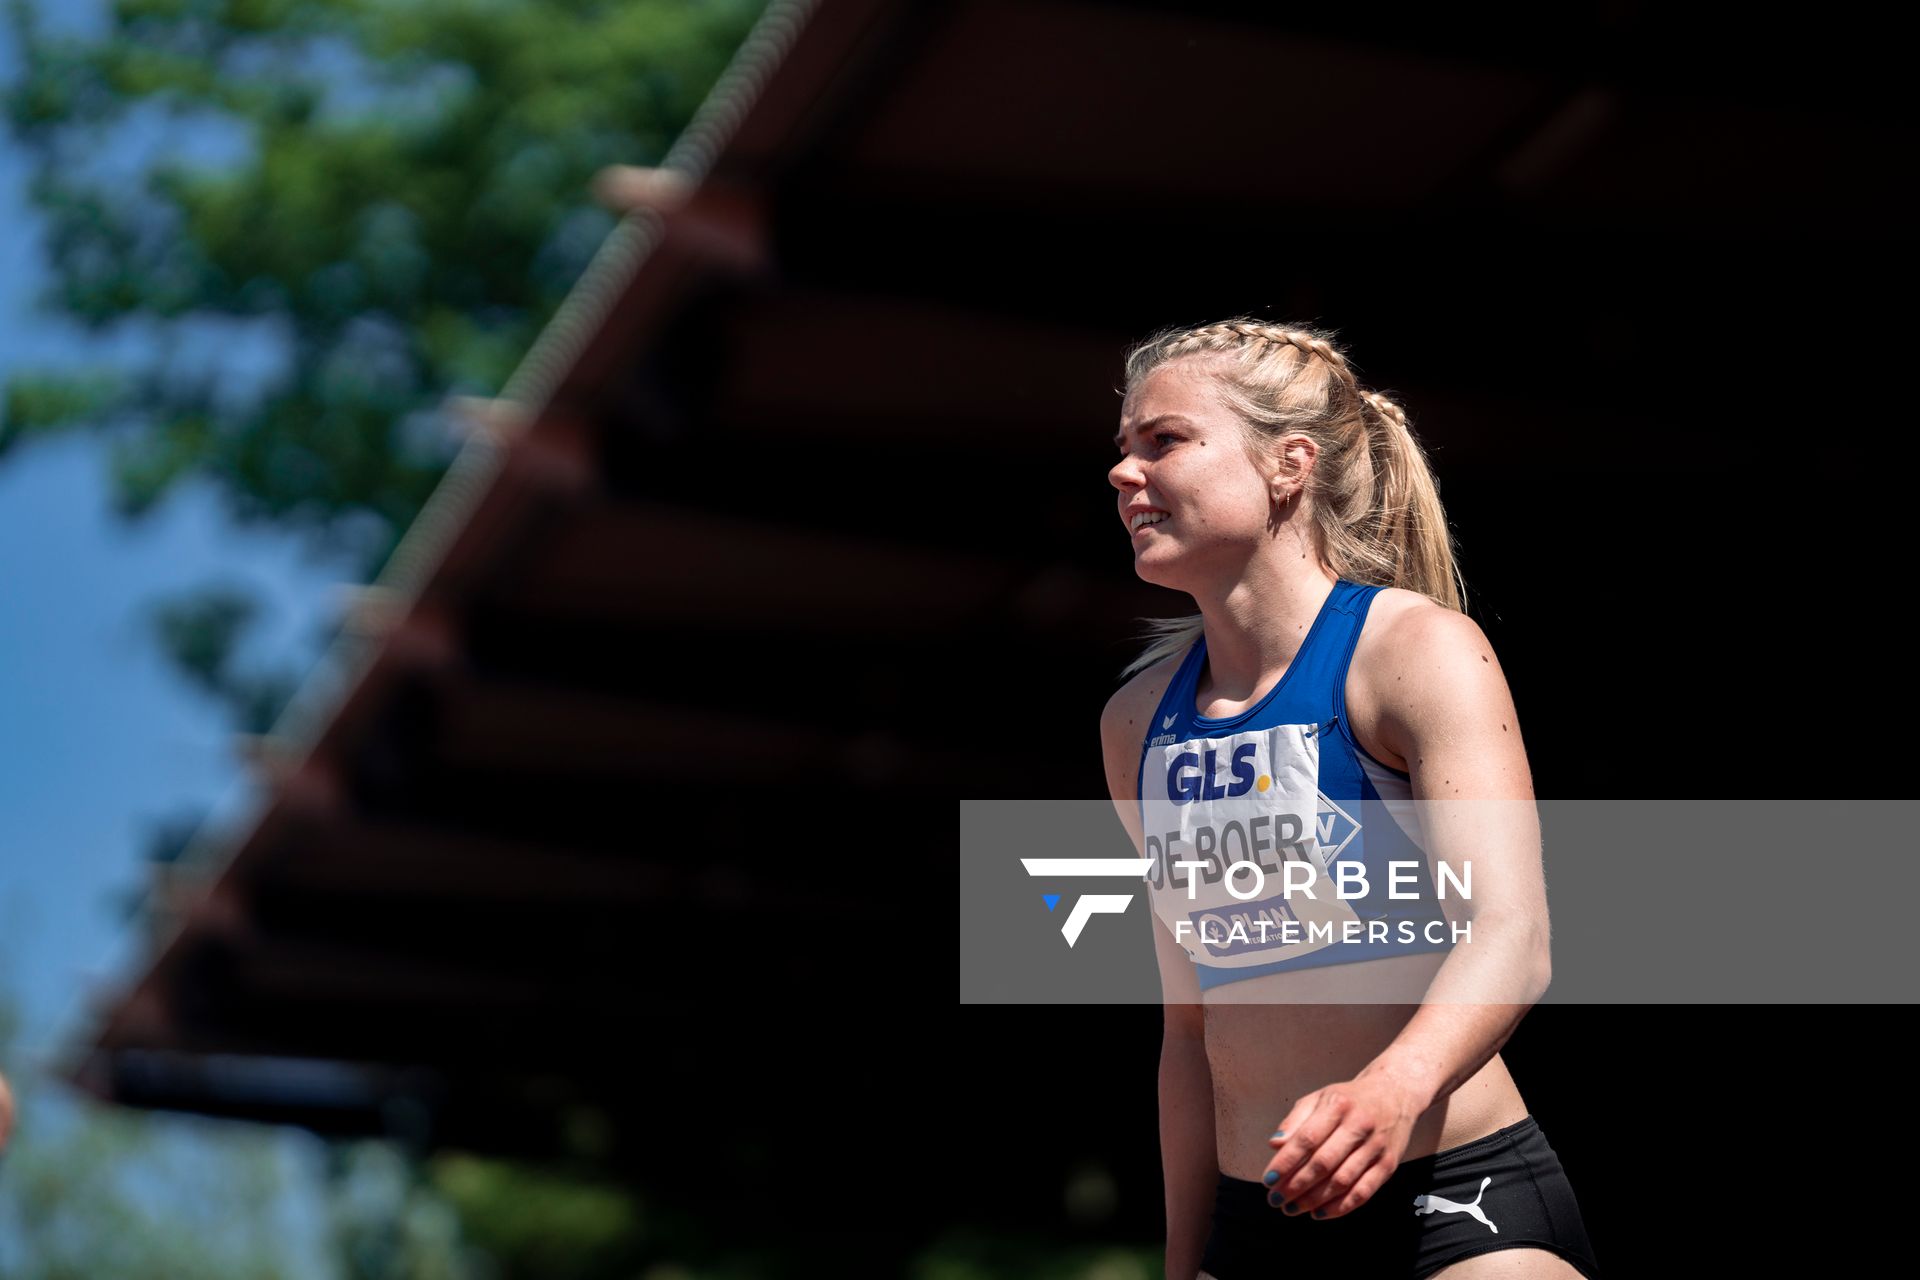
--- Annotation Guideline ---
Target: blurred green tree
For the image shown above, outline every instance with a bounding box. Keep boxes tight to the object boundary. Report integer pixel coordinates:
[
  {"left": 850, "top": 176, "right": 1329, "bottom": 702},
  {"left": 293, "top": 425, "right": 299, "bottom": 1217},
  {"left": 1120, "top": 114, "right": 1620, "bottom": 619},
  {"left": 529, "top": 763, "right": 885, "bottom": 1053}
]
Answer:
[
  {"left": 1, "top": 0, "right": 768, "bottom": 730},
  {"left": 0, "top": 991, "right": 309, "bottom": 1278},
  {"left": 0, "top": 5, "right": 773, "bottom": 1276}
]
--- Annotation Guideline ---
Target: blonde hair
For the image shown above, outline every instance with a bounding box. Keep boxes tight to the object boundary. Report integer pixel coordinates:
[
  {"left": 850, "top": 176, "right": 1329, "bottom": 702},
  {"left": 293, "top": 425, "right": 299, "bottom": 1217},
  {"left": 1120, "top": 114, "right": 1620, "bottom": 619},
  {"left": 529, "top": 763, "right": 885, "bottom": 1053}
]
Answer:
[{"left": 1116, "top": 317, "right": 1466, "bottom": 681}]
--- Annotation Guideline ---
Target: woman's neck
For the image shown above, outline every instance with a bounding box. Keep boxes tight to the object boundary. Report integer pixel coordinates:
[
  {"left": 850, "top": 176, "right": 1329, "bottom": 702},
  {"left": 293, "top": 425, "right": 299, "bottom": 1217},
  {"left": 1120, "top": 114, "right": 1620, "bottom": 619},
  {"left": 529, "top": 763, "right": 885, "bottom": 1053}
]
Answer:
[{"left": 1193, "top": 564, "right": 1340, "bottom": 703}]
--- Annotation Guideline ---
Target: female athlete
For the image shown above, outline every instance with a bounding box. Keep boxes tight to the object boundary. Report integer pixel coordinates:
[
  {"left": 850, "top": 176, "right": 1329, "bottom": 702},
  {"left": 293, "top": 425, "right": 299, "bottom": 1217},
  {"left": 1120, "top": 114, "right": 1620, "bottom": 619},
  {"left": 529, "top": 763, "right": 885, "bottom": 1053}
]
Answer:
[{"left": 1097, "top": 320, "right": 1601, "bottom": 1279}]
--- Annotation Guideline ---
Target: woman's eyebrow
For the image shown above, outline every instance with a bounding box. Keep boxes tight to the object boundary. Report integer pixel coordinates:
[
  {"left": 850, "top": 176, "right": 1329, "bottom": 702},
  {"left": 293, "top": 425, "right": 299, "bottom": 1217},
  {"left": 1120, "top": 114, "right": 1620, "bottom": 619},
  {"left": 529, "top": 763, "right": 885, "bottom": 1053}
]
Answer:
[{"left": 1113, "top": 413, "right": 1196, "bottom": 449}]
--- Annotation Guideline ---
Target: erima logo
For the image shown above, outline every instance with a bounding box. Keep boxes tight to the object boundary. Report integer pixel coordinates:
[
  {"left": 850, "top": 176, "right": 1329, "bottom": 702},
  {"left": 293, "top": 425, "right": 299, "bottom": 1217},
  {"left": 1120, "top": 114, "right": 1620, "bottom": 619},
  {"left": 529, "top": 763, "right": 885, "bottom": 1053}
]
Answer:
[
  {"left": 1021, "top": 857, "right": 1154, "bottom": 946},
  {"left": 1161, "top": 714, "right": 1176, "bottom": 729},
  {"left": 1149, "top": 733, "right": 1178, "bottom": 747}
]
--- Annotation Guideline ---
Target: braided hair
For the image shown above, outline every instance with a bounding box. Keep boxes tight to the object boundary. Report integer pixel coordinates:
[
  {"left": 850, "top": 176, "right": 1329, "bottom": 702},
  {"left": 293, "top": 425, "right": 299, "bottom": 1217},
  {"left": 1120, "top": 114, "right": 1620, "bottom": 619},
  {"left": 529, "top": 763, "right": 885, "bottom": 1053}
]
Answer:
[{"left": 1116, "top": 318, "right": 1465, "bottom": 681}]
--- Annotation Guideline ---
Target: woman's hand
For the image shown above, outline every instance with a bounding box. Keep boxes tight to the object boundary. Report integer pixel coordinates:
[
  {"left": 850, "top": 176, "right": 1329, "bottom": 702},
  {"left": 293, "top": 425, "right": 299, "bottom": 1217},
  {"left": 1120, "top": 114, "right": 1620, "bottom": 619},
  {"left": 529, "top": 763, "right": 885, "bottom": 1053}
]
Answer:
[{"left": 1260, "top": 1071, "right": 1424, "bottom": 1221}]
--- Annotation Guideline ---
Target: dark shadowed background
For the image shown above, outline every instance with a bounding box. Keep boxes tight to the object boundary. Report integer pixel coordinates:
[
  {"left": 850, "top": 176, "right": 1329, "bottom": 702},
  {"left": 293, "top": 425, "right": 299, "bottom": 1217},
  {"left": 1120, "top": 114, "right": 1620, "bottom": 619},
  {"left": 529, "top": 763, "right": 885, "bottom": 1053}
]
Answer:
[{"left": 1, "top": 1, "right": 1906, "bottom": 1275}]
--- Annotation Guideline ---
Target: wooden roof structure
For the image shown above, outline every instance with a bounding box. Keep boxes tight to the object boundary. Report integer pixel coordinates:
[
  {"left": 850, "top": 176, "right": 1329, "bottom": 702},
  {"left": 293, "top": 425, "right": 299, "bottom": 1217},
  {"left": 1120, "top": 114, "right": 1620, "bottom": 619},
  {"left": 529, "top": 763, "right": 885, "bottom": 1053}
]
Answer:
[{"left": 59, "top": 0, "right": 1899, "bottom": 1246}]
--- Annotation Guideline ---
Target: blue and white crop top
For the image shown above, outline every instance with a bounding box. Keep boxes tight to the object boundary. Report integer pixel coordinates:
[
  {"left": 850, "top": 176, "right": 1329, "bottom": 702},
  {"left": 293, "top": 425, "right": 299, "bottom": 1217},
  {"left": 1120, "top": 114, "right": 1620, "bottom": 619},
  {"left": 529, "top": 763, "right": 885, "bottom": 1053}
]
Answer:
[{"left": 1135, "top": 579, "right": 1456, "bottom": 990}]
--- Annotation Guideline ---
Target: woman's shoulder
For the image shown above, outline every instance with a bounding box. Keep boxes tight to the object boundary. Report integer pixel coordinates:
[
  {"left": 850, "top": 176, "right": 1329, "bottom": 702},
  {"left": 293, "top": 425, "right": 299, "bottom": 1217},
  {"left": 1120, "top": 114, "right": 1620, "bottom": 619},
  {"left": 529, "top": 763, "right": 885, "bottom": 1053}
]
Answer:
[
  {"left": 1354, "top": 588, "right": 1502, "bottom": 692},
  {"left": 1349, "top": 587, "right": 1511, "bottom": 749},
  {"left": 1099, "top": 646, "right": 1189, "bottom": 770},
  {"left": 1102, "top": 647, "right": 1187, "bottom": 733},
  {"left": 1360, "top": 586, "right": 1486, "bottom": 654}
]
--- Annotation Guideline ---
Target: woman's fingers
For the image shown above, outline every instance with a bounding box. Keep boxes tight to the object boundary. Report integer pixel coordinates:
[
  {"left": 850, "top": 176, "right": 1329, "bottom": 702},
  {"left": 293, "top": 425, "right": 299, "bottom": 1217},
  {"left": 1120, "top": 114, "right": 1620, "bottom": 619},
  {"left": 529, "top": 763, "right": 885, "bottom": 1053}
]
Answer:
[
  {"left": 1262, "top": 1090, "right": 1335, "bottom": 1189},
  {"left": 1262, "top": 1078, "right": 1420, "bottom": 1221},
  {"left": 1266, "top": 1099, "right": 1370, "bottom": 1213},
  {"left": 1270, "top": 1124, "right": 1369, "bottom": 1213},
  {"left": 1296, "top": 1139, "right": 1395, "bottom": 1220}
]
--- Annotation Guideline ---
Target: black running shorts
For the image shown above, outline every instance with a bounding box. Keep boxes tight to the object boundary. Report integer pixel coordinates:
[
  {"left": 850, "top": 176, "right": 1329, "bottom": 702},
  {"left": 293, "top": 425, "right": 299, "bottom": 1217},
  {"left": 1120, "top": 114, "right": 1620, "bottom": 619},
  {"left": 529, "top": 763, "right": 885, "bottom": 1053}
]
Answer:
[{"left": 1197, "top": 1114, "right": 1602, "bottom": 1279}]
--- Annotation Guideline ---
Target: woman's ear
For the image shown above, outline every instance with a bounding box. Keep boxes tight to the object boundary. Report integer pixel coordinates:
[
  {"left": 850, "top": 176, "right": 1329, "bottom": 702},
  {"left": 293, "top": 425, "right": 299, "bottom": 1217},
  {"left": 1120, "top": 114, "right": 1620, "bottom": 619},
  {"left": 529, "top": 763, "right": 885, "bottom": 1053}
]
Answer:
[
  {"left": 1267, "top": 457, "right": 1295, "bottom": 504},
  {"left": 1261, "top": 450, "right": 1302, "bottom": 532},
  {"left": 1271, "top": 434, "right": 1318, "bottom": 499},
  {"left": 1261, "top": 435, "right": 1307, "bottom": 502}
]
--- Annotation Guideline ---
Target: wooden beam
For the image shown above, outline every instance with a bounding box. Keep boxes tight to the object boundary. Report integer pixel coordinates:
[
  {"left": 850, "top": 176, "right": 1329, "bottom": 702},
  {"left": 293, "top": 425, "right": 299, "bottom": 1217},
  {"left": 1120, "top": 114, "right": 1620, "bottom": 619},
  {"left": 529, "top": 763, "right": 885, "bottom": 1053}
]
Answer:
[
  {"left": 260, "top": 816, "right": 721, "bottom": 908},
  {"left": 430, "top": 674, "right": 993, "bottom": 790},
  {"left": 591, "top": 165, "right": 695, "bottom": 214},
  {"left": 695, "top": 288, "right": 1124, "bottom": 440},
  {"left": 488, "top": 498, "right": 1026, "bottom": 631},
  {"left": 443, "top": 395, "right": 535, "bottom": 446}
]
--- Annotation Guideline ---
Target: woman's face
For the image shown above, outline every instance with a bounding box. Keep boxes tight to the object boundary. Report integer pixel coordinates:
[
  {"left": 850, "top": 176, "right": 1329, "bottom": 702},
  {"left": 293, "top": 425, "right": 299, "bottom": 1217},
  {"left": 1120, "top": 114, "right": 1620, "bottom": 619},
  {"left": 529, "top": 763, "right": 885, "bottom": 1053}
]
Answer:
[{"left": 1110, "top": 358, "right": 1280, "bottom": 591}]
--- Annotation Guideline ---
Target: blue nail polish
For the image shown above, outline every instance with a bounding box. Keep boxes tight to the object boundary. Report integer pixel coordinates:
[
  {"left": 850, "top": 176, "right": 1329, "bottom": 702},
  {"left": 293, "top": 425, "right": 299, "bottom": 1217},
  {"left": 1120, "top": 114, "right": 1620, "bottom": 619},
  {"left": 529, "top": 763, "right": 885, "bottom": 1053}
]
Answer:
[
  {"left": 1282, "top": 1201, "right": 1298, "bottom": 1214},
  {"left": 1311, "top": 1209, "right": 1325, "bottom": 1220},
  {"left": 1262, "top": 1170, "right": 1279, "bottom": 1186},
  {"left": 1270, "top": 1130, "right": 1286, "bottom": 1141},
  {"left": 1268, "top": 1191, "right": 1284, "bottom": 1208}
]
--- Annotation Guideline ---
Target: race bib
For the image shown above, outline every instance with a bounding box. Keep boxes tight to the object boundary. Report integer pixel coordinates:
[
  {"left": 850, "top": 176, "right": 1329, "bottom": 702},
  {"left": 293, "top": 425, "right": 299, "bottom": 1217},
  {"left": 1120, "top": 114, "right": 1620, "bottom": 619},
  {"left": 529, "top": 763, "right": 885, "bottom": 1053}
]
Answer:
[{"left": 1140, "top": 722, "right": 1365, "bottom": 969}]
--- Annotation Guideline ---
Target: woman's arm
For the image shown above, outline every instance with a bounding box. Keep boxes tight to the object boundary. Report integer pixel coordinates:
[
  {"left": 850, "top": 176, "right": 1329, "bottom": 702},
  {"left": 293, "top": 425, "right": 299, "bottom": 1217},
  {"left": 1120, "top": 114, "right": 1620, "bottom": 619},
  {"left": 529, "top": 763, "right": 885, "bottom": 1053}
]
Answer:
[
  {"left": 1354, "top": 602, "right": 1551, "bottom": 1108},
  {"left": 1261, "top": 601, "right": 1552, "bottom": 1220},
  {"left": 1154, "top": 914, "right": 1218, "bottom": 1280},
  {"left": 1102, "top": 679, "right": 1216, "bottom": 1280}
]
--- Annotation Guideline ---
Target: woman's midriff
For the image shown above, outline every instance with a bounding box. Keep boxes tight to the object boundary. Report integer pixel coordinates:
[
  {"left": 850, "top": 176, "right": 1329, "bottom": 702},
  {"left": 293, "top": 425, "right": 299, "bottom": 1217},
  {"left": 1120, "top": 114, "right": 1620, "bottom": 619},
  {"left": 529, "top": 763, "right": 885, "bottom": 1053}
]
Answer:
[{"left": 1199, "top": 951, "right": 1531, "bottom": 1181}]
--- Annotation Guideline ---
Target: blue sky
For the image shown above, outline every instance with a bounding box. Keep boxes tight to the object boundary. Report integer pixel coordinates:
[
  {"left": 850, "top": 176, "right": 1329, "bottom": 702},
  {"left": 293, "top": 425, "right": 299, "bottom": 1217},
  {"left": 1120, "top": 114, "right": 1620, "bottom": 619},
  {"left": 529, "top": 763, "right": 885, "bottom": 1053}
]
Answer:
[
  {"left": 0, "top": 328, "right": 349, "bottom": 1070},
  {"left": 0, "top": 0, "right": 359, "bottom": 1061},
  {"left": 0, "top": 434, "right": 354, "bottom": 1053},
  {"left": 0, "top": 5, "right": 374, "bottom": 1271}
]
